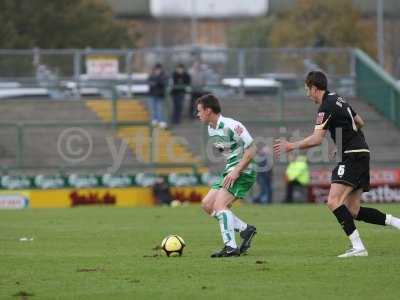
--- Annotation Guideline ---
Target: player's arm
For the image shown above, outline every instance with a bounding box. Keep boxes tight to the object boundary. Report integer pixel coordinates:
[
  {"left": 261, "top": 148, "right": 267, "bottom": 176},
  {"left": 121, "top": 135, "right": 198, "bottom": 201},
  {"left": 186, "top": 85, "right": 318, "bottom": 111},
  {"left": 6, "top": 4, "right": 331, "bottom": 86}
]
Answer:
[
  {"left": 349, "top": 106, "right": 364, "bottom": 129},
  {"left": 274, "top": 107, "right": 331, "bottom": 156},
  {"left": 273, "top": 129, "right": 326, "bottom": 155},
  {"left": 233, "top": 143, "right": 257, "bottom": 173},
  {"left": 354, "top": 114, "right": 364, "bottom": 129},
  {"left": 223, "top": 143, "right": 257, "bottom": 189},
  {"left": 291, "top": 129, "right": 326, "bottom": 150},
  {"left": 222, "top": 123, "right": 256, "bottom": 189}
]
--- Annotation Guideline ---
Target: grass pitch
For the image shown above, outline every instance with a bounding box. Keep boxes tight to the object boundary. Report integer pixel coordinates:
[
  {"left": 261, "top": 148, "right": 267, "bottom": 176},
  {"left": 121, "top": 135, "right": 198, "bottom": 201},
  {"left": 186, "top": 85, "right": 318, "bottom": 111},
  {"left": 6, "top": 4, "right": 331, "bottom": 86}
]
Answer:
[{"left": 1, "top": 203, "right": 400, "bottom": 300}]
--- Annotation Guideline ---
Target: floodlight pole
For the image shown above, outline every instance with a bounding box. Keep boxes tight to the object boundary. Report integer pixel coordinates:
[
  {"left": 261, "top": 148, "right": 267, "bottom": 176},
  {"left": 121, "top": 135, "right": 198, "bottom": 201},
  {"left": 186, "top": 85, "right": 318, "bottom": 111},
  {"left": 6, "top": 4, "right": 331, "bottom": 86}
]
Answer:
[{"left": 377, "top": 0, "right": 384, "bottom": 67}]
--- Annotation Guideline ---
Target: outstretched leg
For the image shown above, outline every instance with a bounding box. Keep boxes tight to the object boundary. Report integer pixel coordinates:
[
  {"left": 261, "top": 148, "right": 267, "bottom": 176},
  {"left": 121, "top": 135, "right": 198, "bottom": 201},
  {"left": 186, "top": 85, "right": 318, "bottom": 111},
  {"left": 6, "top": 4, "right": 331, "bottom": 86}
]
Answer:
[{"left": 346, "top": 189, "right": 400, "bottom": 229}]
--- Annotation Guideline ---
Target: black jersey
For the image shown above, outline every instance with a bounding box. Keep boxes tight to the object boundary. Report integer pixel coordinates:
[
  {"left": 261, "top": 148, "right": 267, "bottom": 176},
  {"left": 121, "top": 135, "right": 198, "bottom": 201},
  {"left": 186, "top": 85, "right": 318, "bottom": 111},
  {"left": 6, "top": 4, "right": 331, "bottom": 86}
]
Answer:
[{"left": 314, "top": 91, "right": 369, "bottom": 154}]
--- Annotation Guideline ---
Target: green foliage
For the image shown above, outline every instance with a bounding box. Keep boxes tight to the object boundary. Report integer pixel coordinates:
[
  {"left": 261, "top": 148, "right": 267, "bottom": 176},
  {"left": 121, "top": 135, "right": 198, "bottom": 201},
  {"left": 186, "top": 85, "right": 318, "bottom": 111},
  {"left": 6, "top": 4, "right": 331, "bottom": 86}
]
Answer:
[
  {"left": 269, "top": 0, "right": 375, "bottom": 55},
  {"left": 0, "top": 0, "right": 136, "bottom": 49},
  {"left": 1, "top": 204, "right": 400, "bottom": 299},
  {"left": 227, "top": 17, "right": 275, "bottom": 48}
]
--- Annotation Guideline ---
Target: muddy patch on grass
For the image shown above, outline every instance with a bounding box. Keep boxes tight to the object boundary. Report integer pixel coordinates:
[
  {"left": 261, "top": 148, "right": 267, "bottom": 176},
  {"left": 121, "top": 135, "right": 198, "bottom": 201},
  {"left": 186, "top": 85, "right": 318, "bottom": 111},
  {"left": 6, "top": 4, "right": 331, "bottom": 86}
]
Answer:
[
  {"left": 143, "top": 254, "right": 160, "bottom": 258},
  {"left": 76, "top": 268, "right": 104, "bottom": 273},
  {"left": 13, "top": 290, "right": 34, "bottom": 299},
  {"left": 255, "top": 260, "right": 266, "bottom": 264}
]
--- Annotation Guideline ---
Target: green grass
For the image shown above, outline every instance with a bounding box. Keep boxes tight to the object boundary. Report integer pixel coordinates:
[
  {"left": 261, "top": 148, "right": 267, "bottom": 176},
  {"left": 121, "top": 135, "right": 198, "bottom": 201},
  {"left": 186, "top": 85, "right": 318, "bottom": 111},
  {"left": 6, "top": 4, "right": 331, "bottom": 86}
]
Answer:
[{"left": 1, "top": 204, "right": 400, "bottom": 300}]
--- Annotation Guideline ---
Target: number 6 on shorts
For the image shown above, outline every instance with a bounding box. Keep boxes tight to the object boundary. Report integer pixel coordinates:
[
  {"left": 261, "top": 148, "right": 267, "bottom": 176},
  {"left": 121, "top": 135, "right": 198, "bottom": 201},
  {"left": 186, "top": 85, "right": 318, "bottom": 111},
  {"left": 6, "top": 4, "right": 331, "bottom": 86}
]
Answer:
[{"left": 338, "top": 165, "right": 345, "bottom": 176}]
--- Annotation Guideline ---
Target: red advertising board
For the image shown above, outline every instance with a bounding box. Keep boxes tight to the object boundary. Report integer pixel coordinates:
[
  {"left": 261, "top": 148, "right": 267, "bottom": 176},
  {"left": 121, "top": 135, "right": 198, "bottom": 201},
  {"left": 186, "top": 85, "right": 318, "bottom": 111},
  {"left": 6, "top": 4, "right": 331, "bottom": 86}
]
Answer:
[{"left": 309, "top": 169, "right": 400, "bottom": 203}]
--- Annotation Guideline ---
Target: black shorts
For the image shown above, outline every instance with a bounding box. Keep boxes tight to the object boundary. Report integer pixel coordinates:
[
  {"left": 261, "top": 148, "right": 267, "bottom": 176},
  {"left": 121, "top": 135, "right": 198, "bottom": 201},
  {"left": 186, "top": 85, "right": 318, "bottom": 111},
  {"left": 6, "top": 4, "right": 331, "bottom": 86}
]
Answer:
[{"left": 331, "top": 152, "right": 370, "bottom": 192}]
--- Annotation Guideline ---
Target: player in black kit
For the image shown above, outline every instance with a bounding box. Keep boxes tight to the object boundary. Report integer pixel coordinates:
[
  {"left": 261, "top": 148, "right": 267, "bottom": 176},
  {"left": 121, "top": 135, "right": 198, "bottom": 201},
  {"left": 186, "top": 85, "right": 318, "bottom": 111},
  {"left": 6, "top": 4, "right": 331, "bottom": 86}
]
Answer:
[{"left": 274, "top": 71, "right": 400, "bottom": 257}]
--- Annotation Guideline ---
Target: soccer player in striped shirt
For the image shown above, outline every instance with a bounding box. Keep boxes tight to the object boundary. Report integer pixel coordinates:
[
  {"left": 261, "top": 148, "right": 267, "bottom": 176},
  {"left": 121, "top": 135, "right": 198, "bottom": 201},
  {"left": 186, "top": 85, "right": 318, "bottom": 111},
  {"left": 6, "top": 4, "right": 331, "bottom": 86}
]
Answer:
[{"left": 196, "top": 94, "right": 258, "bottom": 257}]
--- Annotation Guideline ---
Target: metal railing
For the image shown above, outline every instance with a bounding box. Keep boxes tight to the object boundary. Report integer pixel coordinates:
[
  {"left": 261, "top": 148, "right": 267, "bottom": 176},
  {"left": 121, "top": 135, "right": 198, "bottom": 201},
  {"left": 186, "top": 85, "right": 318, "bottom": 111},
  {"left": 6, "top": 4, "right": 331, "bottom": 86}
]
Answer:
[
  {"left": 0, "top": 47, "right": 354, "bottom": 83},
  {"left": 0, "top": 120, "right": 201, "bottom": 174},
  {"left": 1, "top": 47, "right": 400, "bottom": 174},
  {"left": 354, "top": 49, "right": 400, "bottom": 127}
]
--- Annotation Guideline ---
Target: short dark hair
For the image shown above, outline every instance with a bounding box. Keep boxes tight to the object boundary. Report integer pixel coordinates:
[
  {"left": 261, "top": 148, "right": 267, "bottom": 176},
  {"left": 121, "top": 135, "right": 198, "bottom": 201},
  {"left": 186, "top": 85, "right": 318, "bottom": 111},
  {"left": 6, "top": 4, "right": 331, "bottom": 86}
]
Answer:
[
  {"left": 195, "top": 94, "right": 221, "bottom": 114},
  {"left": 305, "top": 71, "right": 328, "bottom": 90}
]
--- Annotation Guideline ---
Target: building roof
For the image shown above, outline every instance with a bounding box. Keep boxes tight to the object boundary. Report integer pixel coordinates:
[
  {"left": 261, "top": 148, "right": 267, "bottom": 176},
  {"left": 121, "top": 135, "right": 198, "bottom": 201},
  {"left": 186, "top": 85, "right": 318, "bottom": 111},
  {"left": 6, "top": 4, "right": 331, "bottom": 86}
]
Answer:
[{"left": 106, "top": 0, "right": 400, "bottom": 18}]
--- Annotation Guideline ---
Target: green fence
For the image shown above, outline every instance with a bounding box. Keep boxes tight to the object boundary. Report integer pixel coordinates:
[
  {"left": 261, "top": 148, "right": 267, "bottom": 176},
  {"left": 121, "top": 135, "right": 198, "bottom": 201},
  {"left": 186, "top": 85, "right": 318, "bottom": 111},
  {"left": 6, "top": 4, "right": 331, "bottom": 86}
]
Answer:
[{"left": 354, "top": 49, "right": 400, "bottom": 127}]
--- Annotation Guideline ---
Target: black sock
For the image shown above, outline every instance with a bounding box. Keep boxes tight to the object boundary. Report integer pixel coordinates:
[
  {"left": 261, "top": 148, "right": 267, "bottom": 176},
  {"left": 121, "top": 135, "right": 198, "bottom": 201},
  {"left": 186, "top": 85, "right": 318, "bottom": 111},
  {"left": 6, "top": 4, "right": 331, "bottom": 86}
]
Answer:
[
  {"left": 355, "top": 207, "right": 386, "bottom": 226},
  {"left": 333, "top": 205, "right": 357, "bottom": 236}
]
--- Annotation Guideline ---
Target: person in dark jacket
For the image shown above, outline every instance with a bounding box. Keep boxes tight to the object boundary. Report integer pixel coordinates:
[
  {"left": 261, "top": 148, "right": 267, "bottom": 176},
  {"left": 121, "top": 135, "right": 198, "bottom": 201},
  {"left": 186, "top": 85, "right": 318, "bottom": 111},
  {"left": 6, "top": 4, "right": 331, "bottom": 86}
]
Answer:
[
  {"left": 148, "top": 63, "right": 168, "bottom": 128},
  {"left": 171, "top": 64, "right": 191, "bottom": 124},
  {"left": 152, "top": 177, "right": 173, "bottom": 205}
]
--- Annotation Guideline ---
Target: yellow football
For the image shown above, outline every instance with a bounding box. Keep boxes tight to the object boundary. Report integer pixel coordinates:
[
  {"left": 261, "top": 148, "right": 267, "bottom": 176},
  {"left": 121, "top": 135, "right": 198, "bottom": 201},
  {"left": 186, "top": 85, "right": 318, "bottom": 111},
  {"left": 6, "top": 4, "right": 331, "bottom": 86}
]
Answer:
[{"left": 161, "top": 235, "right": 185, "bottom": 257}]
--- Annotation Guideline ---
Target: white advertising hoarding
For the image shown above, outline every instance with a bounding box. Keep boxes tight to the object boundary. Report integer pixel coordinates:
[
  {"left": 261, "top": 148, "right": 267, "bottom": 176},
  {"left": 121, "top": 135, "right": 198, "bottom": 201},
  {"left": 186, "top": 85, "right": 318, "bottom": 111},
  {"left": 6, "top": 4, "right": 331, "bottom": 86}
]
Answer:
[
  {"left": 86, "top": 55, "right": 119, "bottom": 79},
  {"left": 150, "top": 0, "right": 268, "bottom": 18},
  {"left": 0, "top": 193, "right": 29, "bottom": 209}
]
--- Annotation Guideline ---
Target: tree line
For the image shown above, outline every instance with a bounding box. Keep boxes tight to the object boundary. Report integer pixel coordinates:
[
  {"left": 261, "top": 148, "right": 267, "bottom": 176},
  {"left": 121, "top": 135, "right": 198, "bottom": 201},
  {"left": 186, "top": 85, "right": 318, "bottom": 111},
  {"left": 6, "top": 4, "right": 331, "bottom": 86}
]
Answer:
[{"left": 0, "top": 0, "right": 138, "bottom": 49}]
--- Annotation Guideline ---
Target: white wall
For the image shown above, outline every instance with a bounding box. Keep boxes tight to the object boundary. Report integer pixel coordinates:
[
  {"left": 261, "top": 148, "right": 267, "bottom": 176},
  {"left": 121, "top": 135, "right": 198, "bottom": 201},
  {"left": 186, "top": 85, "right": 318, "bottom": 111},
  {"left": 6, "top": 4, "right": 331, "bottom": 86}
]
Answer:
[{"left": 150, "top": 0, "right": 268, "bottom": 18}]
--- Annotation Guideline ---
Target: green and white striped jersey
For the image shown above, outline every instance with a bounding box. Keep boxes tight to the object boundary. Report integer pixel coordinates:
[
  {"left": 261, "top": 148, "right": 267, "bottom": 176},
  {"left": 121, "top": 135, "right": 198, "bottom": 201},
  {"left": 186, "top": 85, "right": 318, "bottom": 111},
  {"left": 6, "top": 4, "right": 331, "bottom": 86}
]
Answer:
[{"left": 208, "top": 115, "right": 257, "bottom": 176}]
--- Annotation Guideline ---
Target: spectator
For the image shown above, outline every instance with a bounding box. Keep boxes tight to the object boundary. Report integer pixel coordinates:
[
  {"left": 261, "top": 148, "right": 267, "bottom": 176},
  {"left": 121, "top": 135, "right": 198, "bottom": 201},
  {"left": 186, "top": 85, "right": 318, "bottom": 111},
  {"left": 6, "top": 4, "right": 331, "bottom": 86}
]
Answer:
[
  {"left": 285, "top": 154, "right": 310, "bottom": 203},
  {"left": 253, "top": 146, "right": 273, "bottom": 204},
  {"left": 148, "top": 63, "right": 168, "bottom": 128},
  {"left": 152, "top": 177, "right": 172, "bottom": 205},
  {"left": 171, "top": 64, "right": 191, "bottom": 124},
  {"left": 188, "top": 61, "right": 207, "bottom": 119}
]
